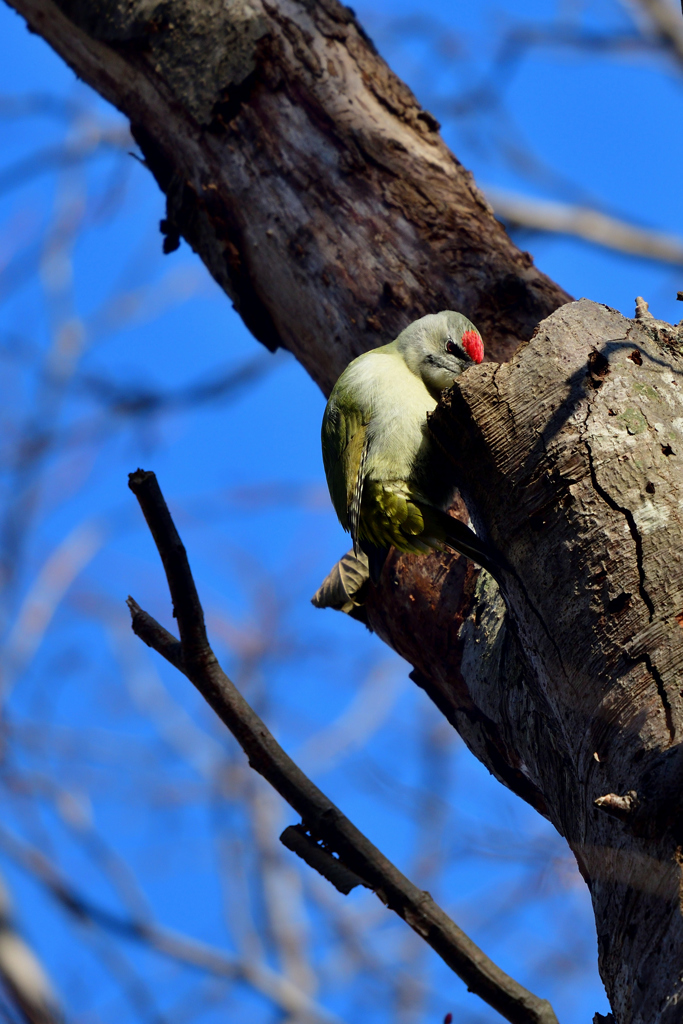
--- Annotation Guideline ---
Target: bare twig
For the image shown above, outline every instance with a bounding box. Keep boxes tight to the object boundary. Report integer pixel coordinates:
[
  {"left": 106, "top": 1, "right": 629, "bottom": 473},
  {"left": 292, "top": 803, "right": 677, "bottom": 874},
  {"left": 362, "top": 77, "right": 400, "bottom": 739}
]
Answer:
[
  {"left": 126, "top": 468, "right": 559, "bottom": 1024},
  {"left": 0, "top": 870, "right": 63, "bottom": 1024},
  {"left": 486, "top": 187, "right": 683, "bottom": 265}
]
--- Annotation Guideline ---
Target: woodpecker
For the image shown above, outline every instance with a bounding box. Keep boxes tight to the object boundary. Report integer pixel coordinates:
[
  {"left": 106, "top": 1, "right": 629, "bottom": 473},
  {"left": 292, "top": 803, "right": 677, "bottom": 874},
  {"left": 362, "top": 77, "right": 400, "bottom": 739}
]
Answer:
[{"left": 320, "top": 310, "right": 496, "bottom": 586}]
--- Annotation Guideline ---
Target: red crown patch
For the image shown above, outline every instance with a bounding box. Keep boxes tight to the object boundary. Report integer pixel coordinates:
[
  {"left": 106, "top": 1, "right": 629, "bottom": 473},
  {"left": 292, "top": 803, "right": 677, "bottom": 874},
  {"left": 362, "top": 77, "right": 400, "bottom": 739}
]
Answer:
[{"left": 461, "top": 330, "right": 484, "bottom": 364}]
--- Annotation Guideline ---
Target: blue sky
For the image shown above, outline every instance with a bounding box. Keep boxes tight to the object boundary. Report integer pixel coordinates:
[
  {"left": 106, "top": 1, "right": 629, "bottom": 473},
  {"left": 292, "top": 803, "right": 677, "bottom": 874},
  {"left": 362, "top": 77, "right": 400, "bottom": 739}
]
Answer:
[{"left": 0, "top": 1, "right": 680, "bottom": 1021}]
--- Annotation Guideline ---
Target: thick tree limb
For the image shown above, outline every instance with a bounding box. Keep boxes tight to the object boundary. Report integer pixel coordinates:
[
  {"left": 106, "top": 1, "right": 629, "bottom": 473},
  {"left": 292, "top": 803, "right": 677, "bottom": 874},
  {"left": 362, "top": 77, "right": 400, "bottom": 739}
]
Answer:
[
  {"left": 126, "top": 468, "right": 558, "bottom": 1024},
  {"left": 5, "top": 0, "right": 569, "bottom": 387},
  {"left": 425, "top": 299, "right": 683, "bottom": 1024}
]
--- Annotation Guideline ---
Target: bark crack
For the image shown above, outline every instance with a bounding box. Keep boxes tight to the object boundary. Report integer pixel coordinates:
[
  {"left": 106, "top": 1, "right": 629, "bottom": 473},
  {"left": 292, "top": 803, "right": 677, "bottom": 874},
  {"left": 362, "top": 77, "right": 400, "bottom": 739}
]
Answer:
[
  {"left": 583, "top": 430, "right": 654, "bottom": 621},
  {"left": 491, "top": 363, "right": 516, "bottom": 426},
  {"left": 582, "top": 402, "right": 675, "bottom": 744},
  {"left": 641, "top": 650, "right": 675, "bottom": 744}
]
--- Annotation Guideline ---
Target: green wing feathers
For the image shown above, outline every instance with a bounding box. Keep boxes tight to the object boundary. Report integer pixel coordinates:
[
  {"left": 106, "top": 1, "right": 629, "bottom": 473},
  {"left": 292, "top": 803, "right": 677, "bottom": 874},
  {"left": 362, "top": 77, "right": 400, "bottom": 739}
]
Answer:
[
  {"left": 359, "top": 482, "right": 433, "bottom": 554},
  {"left": 361, "top": 486, "right": 499, "bottom": 576},
  {"left": 321, "top": 400, "right": 368, "bottom": 534}
]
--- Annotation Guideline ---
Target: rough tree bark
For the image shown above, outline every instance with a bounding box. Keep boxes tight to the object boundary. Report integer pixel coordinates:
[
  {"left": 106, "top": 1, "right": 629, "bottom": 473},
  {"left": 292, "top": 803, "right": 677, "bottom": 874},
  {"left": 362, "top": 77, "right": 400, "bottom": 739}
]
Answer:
[{"left": 7, "top": 0, "right": 683, "bottom": 1020}]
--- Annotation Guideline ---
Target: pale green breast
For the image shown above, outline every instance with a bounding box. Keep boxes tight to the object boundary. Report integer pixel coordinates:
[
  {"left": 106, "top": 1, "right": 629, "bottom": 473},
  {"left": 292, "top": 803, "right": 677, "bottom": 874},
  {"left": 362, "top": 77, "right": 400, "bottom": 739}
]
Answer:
[
  {"left": 361, "top": 353, "right": 436, "bottom": 485},
  {"left": 321, "top": 345, "right": 437, "bottom": 534}
]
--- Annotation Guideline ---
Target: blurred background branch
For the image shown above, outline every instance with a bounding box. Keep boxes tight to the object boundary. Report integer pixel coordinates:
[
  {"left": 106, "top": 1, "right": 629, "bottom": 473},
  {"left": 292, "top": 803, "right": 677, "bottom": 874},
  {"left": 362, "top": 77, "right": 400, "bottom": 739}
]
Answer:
[
  {"left": 486, "top": 188, "right": 683, "bottom": 265},
  {"left": 0, "top": 870, "right": 62, "bottom": 1024}
]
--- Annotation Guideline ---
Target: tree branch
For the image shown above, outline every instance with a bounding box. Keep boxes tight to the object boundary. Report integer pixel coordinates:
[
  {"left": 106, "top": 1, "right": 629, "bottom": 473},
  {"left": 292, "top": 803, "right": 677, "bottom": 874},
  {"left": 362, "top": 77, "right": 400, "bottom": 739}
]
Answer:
[
  {"left": 126, "top": 468, "right": 558, "bottom": 1024},
  {"left": 429, "top": 298, "right": 683, "bottom": 1024},
  {"left": 5, "top": 0, "right": 570, "bottom": 383},
  {"left": 486, "top": 187, "right": 683, "bottom": 266}
]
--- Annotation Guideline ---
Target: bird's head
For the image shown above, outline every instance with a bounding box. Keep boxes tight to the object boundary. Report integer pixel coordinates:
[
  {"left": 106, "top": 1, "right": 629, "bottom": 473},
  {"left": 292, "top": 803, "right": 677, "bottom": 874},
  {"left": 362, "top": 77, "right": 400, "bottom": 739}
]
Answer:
[{"left": 395, "top": 311, "right": 484, "bottom": 399}]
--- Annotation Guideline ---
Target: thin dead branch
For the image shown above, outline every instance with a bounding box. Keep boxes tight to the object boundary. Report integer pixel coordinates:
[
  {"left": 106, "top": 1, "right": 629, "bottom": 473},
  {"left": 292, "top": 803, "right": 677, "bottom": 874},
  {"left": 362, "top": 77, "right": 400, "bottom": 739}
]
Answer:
[{"left": 126, "top": 468, "right": 559, "bottom": 1024}]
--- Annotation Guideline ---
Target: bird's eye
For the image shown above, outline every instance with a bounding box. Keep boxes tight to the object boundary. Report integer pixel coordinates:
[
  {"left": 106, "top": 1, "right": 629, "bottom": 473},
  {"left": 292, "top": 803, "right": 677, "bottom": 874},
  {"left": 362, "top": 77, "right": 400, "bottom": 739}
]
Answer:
[{"left": 445, "top": 338, "right": 458, "bottom": 356}]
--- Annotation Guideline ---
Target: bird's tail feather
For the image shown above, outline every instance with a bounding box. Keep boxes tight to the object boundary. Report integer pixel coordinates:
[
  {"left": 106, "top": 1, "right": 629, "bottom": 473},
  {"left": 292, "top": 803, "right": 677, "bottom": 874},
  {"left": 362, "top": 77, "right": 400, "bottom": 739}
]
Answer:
[
  {"left": 311, "top": 548, "right": 370, "bottom": 622},
  {"left": 428, "top": 507, "right": 502, "bottom": 580},
  {"left": 359, "top": 540, "right": 390, "bottom": 585}
]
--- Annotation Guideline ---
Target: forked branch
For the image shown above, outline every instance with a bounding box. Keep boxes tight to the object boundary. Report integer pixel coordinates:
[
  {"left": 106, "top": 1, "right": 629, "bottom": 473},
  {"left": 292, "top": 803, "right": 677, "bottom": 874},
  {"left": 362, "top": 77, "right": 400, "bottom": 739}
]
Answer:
[{"left": 126, "top": 468, "right": 559, "bottom": 1024}]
